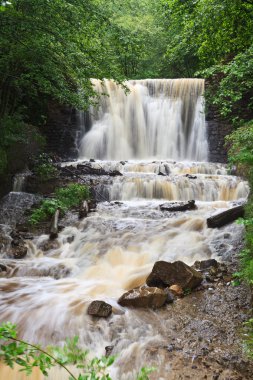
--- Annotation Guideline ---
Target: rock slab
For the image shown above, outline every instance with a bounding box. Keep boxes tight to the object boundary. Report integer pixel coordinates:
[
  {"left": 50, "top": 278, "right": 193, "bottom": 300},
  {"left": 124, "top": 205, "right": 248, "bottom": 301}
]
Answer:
[
  {"left": 118, "top": 286, "right": 167, "bottom": 308},
  {"left": 146, "top": 260, "right": 203, "bottom": 290}
]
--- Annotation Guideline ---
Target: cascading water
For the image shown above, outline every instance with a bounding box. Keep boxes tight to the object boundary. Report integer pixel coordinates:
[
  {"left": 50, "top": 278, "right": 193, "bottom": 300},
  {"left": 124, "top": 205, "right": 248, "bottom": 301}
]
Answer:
[
  {"left": 0, "top": 79, "right": 249, "bottom": 379},
  {"left": 80, "top": 79, "right": 208, "bottom": 161}
]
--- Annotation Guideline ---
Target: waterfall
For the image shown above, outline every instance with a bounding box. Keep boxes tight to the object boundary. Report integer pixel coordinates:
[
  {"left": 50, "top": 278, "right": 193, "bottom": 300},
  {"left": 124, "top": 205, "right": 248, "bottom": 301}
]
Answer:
[
  {"left": 79, "top": 79, "right": 208, "bottom": 161},
  {"left": 0, "top": 79, "right": 249, "bottom": 380}
]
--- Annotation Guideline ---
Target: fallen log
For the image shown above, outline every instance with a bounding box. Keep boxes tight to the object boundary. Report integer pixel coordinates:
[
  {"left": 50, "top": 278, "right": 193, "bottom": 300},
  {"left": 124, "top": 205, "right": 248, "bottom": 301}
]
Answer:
[
  {"left": 207, "top": 205, "right": 244, "bottom": 228},
  {"left": 49, "top": 208, "right": 60, "bottom": 239},
  {"left": 160, "top": 200, "right": 197, "bottom": 212}
]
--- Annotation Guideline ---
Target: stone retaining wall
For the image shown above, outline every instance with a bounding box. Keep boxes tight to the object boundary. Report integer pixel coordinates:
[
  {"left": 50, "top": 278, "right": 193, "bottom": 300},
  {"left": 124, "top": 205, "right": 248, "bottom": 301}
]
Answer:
[{"left": 206, "top": 107, "right": 232, "bottom": 163}]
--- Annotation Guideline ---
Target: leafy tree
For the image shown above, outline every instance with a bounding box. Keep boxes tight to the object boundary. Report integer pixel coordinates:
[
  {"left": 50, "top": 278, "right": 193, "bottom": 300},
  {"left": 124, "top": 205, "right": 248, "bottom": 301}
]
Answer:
[
  {"left": 104, "top": 0, "right": 167, "bottom": 78},
  {"left": 0, "top": 0, "right": 122, "bottom": 119},
  {"left": 159, "top": 0, "right": 253, "bottom": 122}
]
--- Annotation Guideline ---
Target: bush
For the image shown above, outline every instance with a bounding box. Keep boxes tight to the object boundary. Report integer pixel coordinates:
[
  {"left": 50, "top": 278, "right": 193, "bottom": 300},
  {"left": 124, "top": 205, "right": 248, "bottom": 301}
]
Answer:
[
  {"left": 29, "top": 183, "right": 90, "bottom": 225},
  {"left": 32, "top": 153, "right": 58, "bottom": 181}
]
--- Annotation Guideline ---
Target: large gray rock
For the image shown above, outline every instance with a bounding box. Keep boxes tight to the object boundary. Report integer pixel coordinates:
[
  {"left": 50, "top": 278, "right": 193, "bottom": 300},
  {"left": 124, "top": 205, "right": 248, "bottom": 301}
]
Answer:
[
  {"left": 87, "top": 300, "right": 112, "bottom": 318},
  {"left": 146, "top": 260, "right": 203, "bottom": 290},
  {"left": 118, "top": 286, "right": 167, "bottom": 308}
]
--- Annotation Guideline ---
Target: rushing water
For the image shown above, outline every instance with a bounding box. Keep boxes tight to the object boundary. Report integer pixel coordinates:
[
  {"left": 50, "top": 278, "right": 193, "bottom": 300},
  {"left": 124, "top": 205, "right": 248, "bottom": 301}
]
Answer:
[
  {"left": 0, "top": 79, "right": 249, "bottom": 379},
  {"left": 80, "top": 79, "right": 208, "bottom": 161}
]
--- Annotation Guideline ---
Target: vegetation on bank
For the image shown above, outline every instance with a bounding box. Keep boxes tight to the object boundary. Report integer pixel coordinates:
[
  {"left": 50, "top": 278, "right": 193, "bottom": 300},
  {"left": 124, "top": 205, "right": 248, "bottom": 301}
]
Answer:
[
  {"left": 226, "top": 123, "right": 253, "bottom": 284},
  {"left": 29, "top": 183, "right": 90, "bottom": 225},
  {"left": 226, "top": 123, "right": 253, "bottom": 356},
  {"left": 0, "top": 322, "right": 154, "bottom": 379}
]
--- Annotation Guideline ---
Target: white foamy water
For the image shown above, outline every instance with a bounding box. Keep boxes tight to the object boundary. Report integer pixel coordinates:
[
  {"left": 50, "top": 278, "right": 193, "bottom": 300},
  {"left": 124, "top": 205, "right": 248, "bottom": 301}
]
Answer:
[
  {"left": 0, "top": 160, "right": 248, "bottom": 380},
  {"left": 80, "top": 79, "right": 208, "bottom": 161}
]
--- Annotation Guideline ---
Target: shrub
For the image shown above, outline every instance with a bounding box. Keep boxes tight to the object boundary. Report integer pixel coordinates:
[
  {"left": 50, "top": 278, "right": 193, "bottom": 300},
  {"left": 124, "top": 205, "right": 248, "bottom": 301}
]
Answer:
[
  {"left": 29, "top": 183, "right": 90, "bottom": 225},
  {"left": 33, "top": 153, "right": 58, "bottom": 181}
]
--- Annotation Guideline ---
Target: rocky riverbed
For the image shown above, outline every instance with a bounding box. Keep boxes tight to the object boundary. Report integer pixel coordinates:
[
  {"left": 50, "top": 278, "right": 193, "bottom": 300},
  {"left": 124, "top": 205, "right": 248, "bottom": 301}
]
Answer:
[{"left": 0, "top": 159, "right": 252, "bottom": 380}]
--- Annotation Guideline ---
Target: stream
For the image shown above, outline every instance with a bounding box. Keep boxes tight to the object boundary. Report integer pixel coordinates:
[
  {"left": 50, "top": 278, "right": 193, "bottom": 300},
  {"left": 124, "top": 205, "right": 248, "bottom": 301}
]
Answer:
[{"left": 0, "top": 79, "right": 252, "bottom": 379}]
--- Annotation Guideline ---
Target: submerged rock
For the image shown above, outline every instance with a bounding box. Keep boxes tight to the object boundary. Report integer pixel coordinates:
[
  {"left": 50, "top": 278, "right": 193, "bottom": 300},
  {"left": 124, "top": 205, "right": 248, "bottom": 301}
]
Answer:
[
  {"left": 118, "top": 286, "right": 167, "bottom": 308},
  {"left": 38, "top": 239, "right": 61, "bottom": 252},
  {"left": 9, "top": 231, "right": 28, "bottom": 259},
  {"left": 87, "top": 300, "right": 112, "bottom": 318},
  {"left": 146, "top": 260, "right": 203, "bottom": 290}
]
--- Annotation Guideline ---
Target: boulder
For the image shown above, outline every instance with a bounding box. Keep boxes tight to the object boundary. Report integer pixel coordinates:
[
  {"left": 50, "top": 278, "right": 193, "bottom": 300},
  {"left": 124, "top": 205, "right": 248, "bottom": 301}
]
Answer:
[
  {"left": 146, "top": 260, "right": 203, "bottom": 290},
  {"left": 10, "top": 244, "right": 27, "bottom": 259},
  {"left": 118, "top": 286, "right": 167, "bottom": 308},
  {"left": 87, "top": 300, "right": 112, "bottom": 318}
]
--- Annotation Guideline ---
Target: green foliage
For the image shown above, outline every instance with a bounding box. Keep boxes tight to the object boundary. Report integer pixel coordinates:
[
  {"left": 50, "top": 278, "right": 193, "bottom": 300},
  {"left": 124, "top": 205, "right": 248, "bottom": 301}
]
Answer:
[
  {"left": 29, "top": 183, "right": 90, "bottom": 225},
  {"left": 34, "top": 163, "right": 58, "bottom": 181},
  {"left": 159, "top": 0, "right": 253, "bottom": 122},
  {"left": 202, "top": 45, "right": 253, "bottom": 123},
  {"left": 0, "top": 322, "right": 114, "bottom": 379},
  {"left": 136, "top": 366, "right": 156, "bottom": 380},
  {"left": 33, "top": 154, "right": 58, "bottom": 181},
  {"left": 103, "top": 0, "right": 167, "bottom": 79},
  {"left": 226, "top": 120, "right": 253, "bottom": 286},
  {"left": 0, "top": 0, "right": 123, "bottom": 117},
  {"left": 225, "top": 122, "right": 253, "bottom": 177},
  {"left": 0, "top": 322, "right": 154, "bottom": 380},
  {"left": 243, "top": 319, "right": 253, "bottom": 359}
]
